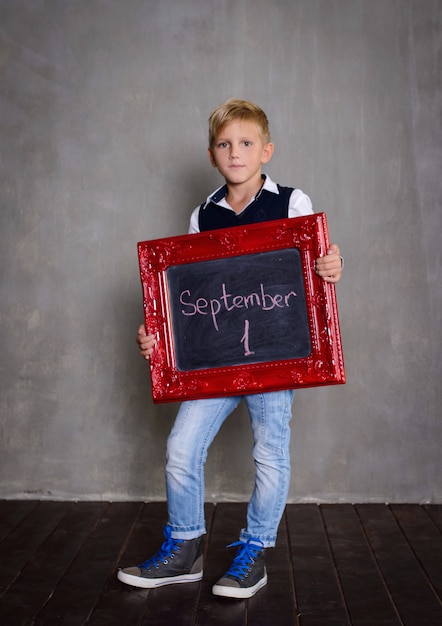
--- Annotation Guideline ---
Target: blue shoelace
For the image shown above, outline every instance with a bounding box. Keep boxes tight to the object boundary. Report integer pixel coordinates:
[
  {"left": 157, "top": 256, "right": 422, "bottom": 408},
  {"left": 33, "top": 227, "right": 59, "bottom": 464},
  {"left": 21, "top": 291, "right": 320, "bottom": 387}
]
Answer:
[
  {"left": 224, "top": 538, "right": 264, "bottom": 580},
  {"left": 139, "top": 525, "right": 184, "bottom": 570}
]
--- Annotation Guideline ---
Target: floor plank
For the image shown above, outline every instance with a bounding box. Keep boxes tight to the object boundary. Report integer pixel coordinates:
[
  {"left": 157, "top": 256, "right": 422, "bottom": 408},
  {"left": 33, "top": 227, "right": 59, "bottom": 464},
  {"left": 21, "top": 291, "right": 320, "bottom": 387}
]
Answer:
[
  {"left": 32, "top": 501, "right": 142, "bottom": 626},
  {"left": 0, "top": 501, "right": 441, "bottom": 626},
  {"left": 356, "top": 504, "right": 442, "bottom": 626},
  {"left": 88, "top": 501, "right": 168, "bottom": 626},
  {"left": 286, "top": 504, "right": 350, "bottom": 625},
  {"left": 390, "top": 504, "right": 442, "bottom": 601},
  {"left": 424, "top": 504, "right": 442, "bottom": 533},
  {"left": 0, "top": 501, "right": 72, "bottom": 596},
  {"left": 0, "top": 500, "right": 39, "bottom": 543},
  {"left": 320, "top": 504, "right": 401, "bottom": 626}
]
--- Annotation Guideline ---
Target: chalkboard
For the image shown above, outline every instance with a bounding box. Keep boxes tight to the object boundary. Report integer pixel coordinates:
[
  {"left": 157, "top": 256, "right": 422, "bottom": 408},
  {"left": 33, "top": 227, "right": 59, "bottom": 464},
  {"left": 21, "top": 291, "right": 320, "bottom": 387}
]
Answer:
[
  {"left": 138, "top": 213, "right": 345, "bottom": 402},
  {"left": 167, "top": 248, "right": 311, "bottom": 371}
]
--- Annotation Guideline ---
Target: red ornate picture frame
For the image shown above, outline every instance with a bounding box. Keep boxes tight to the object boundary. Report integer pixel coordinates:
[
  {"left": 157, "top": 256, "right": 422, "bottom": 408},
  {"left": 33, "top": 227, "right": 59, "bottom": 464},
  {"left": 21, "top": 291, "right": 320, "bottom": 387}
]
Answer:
[{"left": 138, "top": 213, "right": 345, "bottom": 403}]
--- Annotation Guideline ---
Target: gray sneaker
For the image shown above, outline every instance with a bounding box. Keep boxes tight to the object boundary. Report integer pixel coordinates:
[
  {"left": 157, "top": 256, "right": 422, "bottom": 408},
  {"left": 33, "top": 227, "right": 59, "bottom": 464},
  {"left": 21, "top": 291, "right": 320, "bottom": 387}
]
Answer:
[
  {"left": 212, "top": 538, "right": 267, "bottom": 599},
  {"left": 117, "top": 525, "right": 203, "bottom": 588}
]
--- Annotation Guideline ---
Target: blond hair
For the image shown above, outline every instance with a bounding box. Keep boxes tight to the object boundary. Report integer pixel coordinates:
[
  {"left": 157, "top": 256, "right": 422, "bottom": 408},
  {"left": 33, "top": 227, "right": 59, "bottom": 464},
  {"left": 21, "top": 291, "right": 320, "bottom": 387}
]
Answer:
[{"left": 208, "top": 98, "right": 271, "bottom": 149}]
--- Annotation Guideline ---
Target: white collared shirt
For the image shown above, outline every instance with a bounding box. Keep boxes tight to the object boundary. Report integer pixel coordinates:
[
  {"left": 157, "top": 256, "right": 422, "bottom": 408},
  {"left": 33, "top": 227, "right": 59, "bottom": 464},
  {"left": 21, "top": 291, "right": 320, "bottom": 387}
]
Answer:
[{"left": 188, "top": 174, "right": 313, "bottom": 234}]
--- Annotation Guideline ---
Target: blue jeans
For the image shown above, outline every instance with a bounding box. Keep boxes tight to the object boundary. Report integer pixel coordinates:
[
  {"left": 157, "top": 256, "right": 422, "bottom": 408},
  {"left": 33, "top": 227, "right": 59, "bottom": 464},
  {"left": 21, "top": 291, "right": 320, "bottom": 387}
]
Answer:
[{"left": 165, "top": 390, "right": 294, "bottom": 548}]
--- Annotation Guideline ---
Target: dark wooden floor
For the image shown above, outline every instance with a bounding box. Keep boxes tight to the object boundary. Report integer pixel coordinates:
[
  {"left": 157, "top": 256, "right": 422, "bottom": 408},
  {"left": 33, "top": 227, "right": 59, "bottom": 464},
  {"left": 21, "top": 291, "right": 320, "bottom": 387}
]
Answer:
[{"left": 0, "top": 501, "right": 441, "bottom": 625}]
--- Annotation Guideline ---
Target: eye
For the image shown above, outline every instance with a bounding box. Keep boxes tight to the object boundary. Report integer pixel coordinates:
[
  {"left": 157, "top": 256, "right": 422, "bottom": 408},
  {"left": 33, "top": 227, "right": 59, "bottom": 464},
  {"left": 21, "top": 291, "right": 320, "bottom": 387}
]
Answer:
[
  {"left": 243, "top": 141, "right": 252, "bottom": 147},
  {"left": 217, "top": 142, "right": 229, "bottom": 148}
]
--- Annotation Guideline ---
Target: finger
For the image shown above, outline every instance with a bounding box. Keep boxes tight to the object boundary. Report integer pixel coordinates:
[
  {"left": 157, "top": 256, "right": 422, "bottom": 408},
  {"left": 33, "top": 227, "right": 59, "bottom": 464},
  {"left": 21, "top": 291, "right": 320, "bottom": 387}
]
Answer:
[
  {"left": 327, "top": 243, "right": 339, "bottom": 256},
  {"left": 316, "top": 261, "right": 340, "bottom": 275},
  {"left": 137, "top": 324, "right": 147, "bottom": 337},
  {"left": 324, "top": 274, "right": 340, "bottom": 284},
  {"left": 139, "top": 335, "right": 157, "bottom": 359}
]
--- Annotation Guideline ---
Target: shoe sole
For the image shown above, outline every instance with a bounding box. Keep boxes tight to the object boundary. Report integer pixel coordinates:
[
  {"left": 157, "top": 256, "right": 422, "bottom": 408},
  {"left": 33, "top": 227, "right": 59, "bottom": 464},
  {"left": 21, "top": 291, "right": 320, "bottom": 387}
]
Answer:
[
  {"left": 212, "top": 573, "right": 268, "bottom": 599},
  {"left": 117, "top": 569, "right": 203, "bottom": 589}
]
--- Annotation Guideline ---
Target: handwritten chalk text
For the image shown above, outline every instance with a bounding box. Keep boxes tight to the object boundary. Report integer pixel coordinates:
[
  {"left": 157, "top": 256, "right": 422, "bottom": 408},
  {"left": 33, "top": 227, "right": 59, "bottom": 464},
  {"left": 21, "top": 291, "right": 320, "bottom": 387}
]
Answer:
[{"left": 179, "top": 283, "right": 297, "bottom": 331}]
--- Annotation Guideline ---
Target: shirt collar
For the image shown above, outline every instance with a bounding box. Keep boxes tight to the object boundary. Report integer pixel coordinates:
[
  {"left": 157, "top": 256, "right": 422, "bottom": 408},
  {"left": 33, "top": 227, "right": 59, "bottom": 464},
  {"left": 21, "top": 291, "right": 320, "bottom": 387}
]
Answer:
[{"left": 203, "top": 174, "right": 279, "bottom": 208}]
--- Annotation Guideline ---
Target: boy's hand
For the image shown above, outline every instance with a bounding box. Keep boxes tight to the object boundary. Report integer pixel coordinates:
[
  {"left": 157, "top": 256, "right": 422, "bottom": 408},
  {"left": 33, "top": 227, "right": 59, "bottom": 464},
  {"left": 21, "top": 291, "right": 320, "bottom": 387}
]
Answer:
[
  {"left": 136, "top": 324, "right": 157, "bottom": 360},
  {"left": 315, "top": 244, "right": 343, "bottom": 284}
]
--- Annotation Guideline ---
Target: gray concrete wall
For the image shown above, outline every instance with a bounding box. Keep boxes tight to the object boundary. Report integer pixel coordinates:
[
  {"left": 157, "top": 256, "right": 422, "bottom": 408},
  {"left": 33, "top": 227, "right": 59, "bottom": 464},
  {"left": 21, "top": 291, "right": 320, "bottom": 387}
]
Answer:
[{"left": 1, "top": 0, "right": 441, "bottom": 502}]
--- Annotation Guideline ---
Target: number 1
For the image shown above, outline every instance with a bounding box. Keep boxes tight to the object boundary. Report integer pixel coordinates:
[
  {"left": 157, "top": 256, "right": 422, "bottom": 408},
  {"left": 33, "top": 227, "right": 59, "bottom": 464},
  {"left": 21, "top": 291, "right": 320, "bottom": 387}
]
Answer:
[{"left": 241, "top": 319, "right": 255, "bottom": 356}]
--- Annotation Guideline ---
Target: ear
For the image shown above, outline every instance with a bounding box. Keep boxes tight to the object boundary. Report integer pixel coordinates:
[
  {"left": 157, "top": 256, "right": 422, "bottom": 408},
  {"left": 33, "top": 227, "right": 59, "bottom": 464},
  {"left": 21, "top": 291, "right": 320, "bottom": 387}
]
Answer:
[
  {"left": 208, "top": 148, "right": 217, "bottom": 168},
  {"left": 261, "top": 142, "right": 274, "bottom": 164}
]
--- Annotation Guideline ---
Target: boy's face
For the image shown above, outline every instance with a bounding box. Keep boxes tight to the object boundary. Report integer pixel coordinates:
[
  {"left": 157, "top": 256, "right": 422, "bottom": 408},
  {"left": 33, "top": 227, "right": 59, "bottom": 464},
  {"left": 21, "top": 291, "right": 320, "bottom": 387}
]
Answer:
[{"left": 208, "top": 119, "right": 274, "bottom": 187}]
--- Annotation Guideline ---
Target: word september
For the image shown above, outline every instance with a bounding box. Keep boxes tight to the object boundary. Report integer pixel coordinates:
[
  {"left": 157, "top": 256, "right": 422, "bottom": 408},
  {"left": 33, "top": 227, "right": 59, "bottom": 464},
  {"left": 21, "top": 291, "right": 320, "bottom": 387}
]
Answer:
[{"left": 179, "top": 282, "right": 298, "bottom": 331}]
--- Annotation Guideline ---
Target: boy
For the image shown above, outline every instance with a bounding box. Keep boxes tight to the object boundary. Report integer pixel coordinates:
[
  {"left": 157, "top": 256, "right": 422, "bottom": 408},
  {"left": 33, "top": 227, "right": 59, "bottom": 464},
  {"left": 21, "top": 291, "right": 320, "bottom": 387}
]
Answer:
[{"left": 118, "top": 99, "right": 343, "bottom": 599}]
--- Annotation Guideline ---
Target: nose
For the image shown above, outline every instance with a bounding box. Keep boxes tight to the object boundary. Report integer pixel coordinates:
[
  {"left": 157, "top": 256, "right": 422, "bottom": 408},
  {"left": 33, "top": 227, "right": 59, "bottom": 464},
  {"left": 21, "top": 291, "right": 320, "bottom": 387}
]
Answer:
[{"left": 229, "top": 144, "right": 239, "bottom": 159}]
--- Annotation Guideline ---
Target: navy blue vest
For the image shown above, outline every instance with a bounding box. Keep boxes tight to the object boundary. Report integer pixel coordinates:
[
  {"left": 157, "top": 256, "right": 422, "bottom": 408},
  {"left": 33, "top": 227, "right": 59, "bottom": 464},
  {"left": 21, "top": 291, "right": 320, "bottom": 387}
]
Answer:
[{"left": 198, "top": 184, "right": 294, "bottom": 232}]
